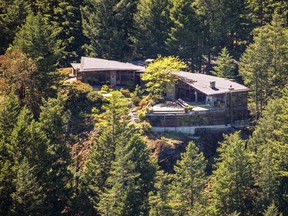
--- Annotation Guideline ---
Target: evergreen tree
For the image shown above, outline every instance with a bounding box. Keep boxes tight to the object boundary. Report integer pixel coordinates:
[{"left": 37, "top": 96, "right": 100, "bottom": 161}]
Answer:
[
  {"left": 37, "top": 96, "right": 72, "bottom": 215},
  {"left": 30, "top": 0, "right": 84, "bottom": 66},
  {"left": 166, "top": 0, "right": 202, "bottom": 71},
  {"left": 148, "top": 170, "right": 172, "bottom": 216},
  {"left": 0, "top": 93, "right": 20, "bottom": 215},
  {"left": 239, "top": 12, "right": 288, "bottom": 119},
  {"left": 263, "top": 202, "right": 282, "bottom": 216},
  {"left": 169, "top": 141, "right": 207, "bottom": 215},
  {"left": 249, "top": 86, "right": 288, "bottom": 214},
  {"left": 11, "top": 158, "right": 46, "bottom": 216},
  {"left": 247, "top": 0, "right": 288, "bottom": 26},
  {"left": 82, "top": 0, "right": 138, "bottom": 61},
  {"left": 133, "top": 0, "right": 170, "bottom": 59},
  {"left": 211, "top": 132, "right": 254, "bottom": 215},
  {"left": 194, "top": 0, "right": 250, "bottom": 68},
  {"left": 98, "top": 130, "right": 154, "bottom": 215},
  {"left": 212, "top": 47, "right": 236, "bottom": 79},
  {"left": 12, "top": 13, "right": 61, "bottom": 72},
  {"left": 79, "top": 93, "right": 132, "bottom": 214},
  {"left": 0, "top": 0, "right": 30, "bottom": 53}
]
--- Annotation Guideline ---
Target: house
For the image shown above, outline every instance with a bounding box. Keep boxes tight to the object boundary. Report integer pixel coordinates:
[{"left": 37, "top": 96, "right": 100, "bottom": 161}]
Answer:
[
  {"left": 71, "top": 57, "right": 145, "bottom": 87},
  {"left": 146, "top": 72, "right": 249, "bottom": 133},
  {"left": 71, "top": 57, "right": 250, "bottom": 134}
]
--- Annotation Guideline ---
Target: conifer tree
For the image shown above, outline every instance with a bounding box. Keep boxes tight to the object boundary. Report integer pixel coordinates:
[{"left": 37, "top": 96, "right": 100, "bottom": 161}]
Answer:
[
  {"left": 148, "top": 170, "right": 172, "bottom": 216},
  {"left": 98, "top": 130, "right": 154, "bottom": 215},
  {"left": 212, "top": 47, "right": 236, "bottom": 79},
  {"left": 133, "top": 0, "right": 170, "bottom": 59},
  {"left": 249, "top": 87, "right": 288, "bottom": 214},
  {"left": 169, "top": 141, "right": 207, "bottom": 215},
  {"left": 79, "top": 92, "right": 132, "bottom": 214},
  {"left": 239, "top": 13, "right": 288, "bottom": 118},
  {"left": 211, "top": 132, "right": 254, "bottom": 215},
  {"left": 0, "top": 0, "right": 30, "bottom": 53},
  {"left": 37, "top": 96, "right": 72, "bottom": 215},
  {"left": 82, "top": 0, "right": 138, "bottom": 61},
  {"left": 11, "top": 157, "right": 46, "bottom": 216},
  {"left": 166, "top": 0, "right": 201, "bottom": 70},
  {"left": 12, "top": 13, "right": 61, "bottom": 73},
  {"left": 263, "top": 202, "right": 282, "bottom": 216}
]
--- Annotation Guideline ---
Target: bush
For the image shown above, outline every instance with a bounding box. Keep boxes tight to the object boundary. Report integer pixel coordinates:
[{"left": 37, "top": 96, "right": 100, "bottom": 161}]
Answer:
[
  {"left": 139, "top": 121, "right": 152, "bottom": 133},
  {"left": 138, "top": 110, "right": 146, "bottom": 122},
  {"left": 101, "top": 84, "right": 109, "bottom": 93},
  {"left": 87, "top": 91, "right": 104, "bottom": 103},
  {"left": 131, "top": 95, "right": 141, "bottom": 105},
  {"left": 139, "top": 97, "right": 151, "bottom": 109},
  {"left": 120, "top": 88, "right": 131, "bottom": 98}
]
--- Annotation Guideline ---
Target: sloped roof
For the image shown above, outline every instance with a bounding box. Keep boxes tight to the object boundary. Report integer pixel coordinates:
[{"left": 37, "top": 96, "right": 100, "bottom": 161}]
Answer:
[
  {"left": 71, "top": 57, "right": 145, "bottom": 72},
  {"left": 174, "top": 72, "right": 249, "bottom": 96}
]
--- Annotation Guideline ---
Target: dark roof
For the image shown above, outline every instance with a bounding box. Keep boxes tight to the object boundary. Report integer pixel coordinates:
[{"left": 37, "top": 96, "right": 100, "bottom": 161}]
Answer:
[
  {"left": 174, "top": 72, "right": 249, "bottom": 96},
  {"left": 71, "top": 57, "right": 145, "bottom": 72}
]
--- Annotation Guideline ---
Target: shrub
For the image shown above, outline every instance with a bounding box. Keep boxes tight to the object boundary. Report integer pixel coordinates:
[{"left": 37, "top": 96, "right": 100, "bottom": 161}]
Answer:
[
  {"left": 131, "top": 95, "right": 141, "bottom": 105},
  {"left": 139, "top": 121, "right": 152, "bottom": 133},
  {"left": 138, "top": 110, "right": 146, "bottom": 122},
  {"left": 87, "top": 91, "right": 104, "bottom": 103},
  {"left": 120, "top": 88, "right": 131, "bottom": 98},
  {"left": 101, "top": 84, "right": 109, "bottom": 92}
]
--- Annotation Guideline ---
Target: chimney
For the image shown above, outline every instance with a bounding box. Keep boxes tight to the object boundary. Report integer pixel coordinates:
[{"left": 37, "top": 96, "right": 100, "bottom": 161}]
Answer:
[{"left": 210, "top": 81, "right": 216, "bottom": 89}]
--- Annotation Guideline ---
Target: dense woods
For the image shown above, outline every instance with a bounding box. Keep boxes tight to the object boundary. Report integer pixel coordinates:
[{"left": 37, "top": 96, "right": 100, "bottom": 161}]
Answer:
[{"left": 0, "top": 0, "right": 288, "bottom": 215}]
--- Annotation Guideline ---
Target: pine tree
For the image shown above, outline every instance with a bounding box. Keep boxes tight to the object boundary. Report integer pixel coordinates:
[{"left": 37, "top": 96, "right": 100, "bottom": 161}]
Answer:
[
  {"left": 211, "top": 132, "right": 254, "bottom": 215},
  {"left": 249, "top": 86, "right": 288, "bottom": 214},
  {"left": 12, "top": 13, "right": 61, "bottom": 73},
  {"left": 30, "top": 0, "right": 84, "bottom": 66},
  {"left": 98, "top": 130, "right": 154, "bottom": 215},
  {"left": 0, "top": 0, "right": 30, "bottom": 53},
  {"left": 82, "top": 0, "right": 138, "bottom": 61},
  {"left": 263, "top": 202, "right": 282, "bottom": 216},
  {"left": 78, "top": 92, "right": 132, "bottom": 214},
  {"left": 37, "top": 96, "right": 72, "bottom": 215},
  {"left": 148, "top": 170, "right": 172, "bottom": 216},
  {"left": 11, "top": 157, "right": 46, "bottom": 216},
  {"left": 212, "top": 47, "right": 236, "bottom": 79},
  {"left": 166, "top": 0, "right": 201, "bottom": 70},
  {"left": 239, "top": 12, "right": 288, "bottom": 119},
  {"left": 169, "top": 141, "right": 207, "bottom": 215},
  {"left": 133, "top": 0, "right": 170, "bottom": 59}
]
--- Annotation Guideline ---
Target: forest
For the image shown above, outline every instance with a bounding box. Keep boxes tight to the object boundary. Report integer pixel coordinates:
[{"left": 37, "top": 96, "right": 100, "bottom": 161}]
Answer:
[{"left": 0, "top": 0, "right": 288, "bottom": 215}]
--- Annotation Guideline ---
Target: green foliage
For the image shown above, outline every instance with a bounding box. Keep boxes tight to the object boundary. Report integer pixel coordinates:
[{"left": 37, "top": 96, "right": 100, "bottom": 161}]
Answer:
[
  {"left": 82, "top": 0, "right": 137, "bottom": 60},
  {"left": 98, "top": 132, "right": 155, "bottom": 215},
  {"left": 169, "top": 141, "right": 207, "bottom": 215},
  {"left": 212, "top": 47, "right": 236, "bottom": 79},
  {"left": 141, "top": 56, "right": 187, "bottom": 100},
  {"left": 12, "top": 13, "right": 61, "bottom": 72},
  {"left": 239, "top": 13, "right": 288, "bottom": 118},
  {"left": 148, "top": 170, "right": 172, "bottom": 216},
  {"left": 263, "top": 202, "right": 282, "bottom": 216},
  {"left": 0, "top": 0, "right": 30, "bottom": 54},
  {"left": 211, "top": 132, "right": 254, "bottom": 215},
  {"left": 133, "top": 0, "right": 170, "bottom": 59},
  {"left": 166, "top": 0, "right": 201, "bottom": 70},
  {"left": 11, "top": 158, "right": 46, "bottom": 216},
  {"left": 249, "top": 86, "right": 288, "bottom": 214}
]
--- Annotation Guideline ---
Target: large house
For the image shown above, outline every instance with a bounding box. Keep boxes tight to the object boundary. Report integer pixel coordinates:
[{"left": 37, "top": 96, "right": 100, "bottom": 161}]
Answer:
[
  {"left": 71, "top": 57, "right": 250, "bottom": 133},
  {"left": 71, "top": 57, "right": 145, "bottom": 87}
]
